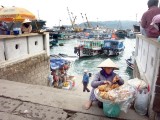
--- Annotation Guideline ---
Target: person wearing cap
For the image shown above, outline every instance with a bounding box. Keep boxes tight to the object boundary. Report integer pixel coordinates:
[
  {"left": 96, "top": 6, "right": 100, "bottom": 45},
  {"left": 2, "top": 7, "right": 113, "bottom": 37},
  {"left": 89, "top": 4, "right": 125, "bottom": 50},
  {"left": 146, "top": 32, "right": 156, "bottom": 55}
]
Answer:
[
  {"left": 150, "top": 14, "right": 160, "bottom": 32},
  {"left": 84, "top": 58, "right": 124, "bottom": 110},
  {"left": 82, "top": 70, "right": 90, "bottom": 92},
  {"left": 141, "top": 0, "right": 160, "bottom": 38},
  {"left": 21, "top": 19, "right": 32, "bottom": 34}
]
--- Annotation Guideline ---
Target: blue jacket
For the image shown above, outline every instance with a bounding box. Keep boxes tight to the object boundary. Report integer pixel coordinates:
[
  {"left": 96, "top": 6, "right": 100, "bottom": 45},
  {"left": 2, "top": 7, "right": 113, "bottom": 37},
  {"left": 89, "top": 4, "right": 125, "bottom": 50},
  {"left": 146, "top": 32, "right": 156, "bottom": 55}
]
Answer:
[{"left": 83, "top": 73, "right": 89, "bottom": 83}]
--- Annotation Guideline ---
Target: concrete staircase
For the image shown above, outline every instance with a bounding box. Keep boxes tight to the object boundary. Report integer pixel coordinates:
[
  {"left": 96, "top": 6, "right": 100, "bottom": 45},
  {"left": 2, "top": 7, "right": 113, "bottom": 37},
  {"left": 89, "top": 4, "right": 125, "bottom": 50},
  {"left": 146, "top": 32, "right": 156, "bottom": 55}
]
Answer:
[{"left": 0, "top": 79, "right": 148, "bottom": 120}]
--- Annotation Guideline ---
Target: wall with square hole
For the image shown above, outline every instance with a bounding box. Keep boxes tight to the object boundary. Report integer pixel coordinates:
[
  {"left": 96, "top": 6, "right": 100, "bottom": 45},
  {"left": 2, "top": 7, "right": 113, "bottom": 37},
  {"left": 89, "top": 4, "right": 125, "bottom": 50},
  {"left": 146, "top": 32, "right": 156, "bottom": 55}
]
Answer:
[
  {"left": 28, "top": 35, "right": 44, "bottom": 54},
  {"left": 0, "top": 40, "right": 5, "bottom": 62},
  {"left": 4, "top": 38, "right": 28, "bottom": 60}
]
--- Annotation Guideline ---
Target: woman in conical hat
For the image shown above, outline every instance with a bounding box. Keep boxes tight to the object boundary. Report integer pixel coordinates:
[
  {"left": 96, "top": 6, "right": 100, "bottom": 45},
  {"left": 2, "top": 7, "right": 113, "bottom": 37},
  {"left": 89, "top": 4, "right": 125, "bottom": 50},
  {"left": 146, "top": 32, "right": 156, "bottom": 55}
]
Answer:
[{"left": 84, "top": 58, "right": 124, "bottom": 110}]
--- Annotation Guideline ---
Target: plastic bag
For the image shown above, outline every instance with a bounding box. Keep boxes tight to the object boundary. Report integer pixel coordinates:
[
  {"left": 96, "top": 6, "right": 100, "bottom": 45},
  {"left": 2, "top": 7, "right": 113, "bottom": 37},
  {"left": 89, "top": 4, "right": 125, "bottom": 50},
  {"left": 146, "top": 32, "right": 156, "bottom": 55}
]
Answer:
[
  {"left": 107, "top": 84, "right": 136, "bottom": 103},
  {"left": 127, "top": 78, "right": 147, "bottom": 89},
  {"left": 108, "top": 84, "right": 136, "bottom": 113},
  {"left": 48, "top": 74, "right": 53, "bottom": 86},
  {"left": 134, "top": 89, "right": 149, "bottom": 115},
  {"left": 103, "top": 102, "right": 121, "bottom": 118},
  {"left": 120, "top": 97, "right": 135, "bottom": 113},
  {"left": 94, "top": 84, "right": 137, "bottom": 113}
]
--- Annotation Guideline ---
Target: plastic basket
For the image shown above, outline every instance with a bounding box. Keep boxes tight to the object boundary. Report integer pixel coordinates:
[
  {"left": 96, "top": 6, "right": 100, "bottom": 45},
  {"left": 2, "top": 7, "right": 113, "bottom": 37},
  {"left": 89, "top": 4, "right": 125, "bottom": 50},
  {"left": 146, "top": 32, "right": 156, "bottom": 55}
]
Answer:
[{"left": 103, "top": 102, "right": 121, "bottom": 118}]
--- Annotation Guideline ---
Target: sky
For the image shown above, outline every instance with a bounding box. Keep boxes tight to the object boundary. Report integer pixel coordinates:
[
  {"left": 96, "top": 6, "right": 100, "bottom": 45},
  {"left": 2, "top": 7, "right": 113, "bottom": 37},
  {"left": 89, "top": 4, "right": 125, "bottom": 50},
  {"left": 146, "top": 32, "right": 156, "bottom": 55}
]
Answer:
[{"left": 0, "top": 0, "right": 148, "bottom": 27}]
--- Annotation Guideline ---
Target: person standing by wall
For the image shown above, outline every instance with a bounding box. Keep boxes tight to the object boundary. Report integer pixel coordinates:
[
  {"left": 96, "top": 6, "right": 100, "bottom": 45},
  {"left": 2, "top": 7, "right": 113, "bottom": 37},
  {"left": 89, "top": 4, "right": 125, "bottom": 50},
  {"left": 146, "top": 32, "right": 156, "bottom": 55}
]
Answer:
[
  {"left": 0, "top": 21, "right": 8, "bottom": 35},
  {"left": 21, "top": 19, "right": 32, "bottom": 34},
  {"left": 141, "top": 0, "right": 160, "bottom": 38},
  {"left": 82, "top": 70, "right": 90, "bottom": 92}
]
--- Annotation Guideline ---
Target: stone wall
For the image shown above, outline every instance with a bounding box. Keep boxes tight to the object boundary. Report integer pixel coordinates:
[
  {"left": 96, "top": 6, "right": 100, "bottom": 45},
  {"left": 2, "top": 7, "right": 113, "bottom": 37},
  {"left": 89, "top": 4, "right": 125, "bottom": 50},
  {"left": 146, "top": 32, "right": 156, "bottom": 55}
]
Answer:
[
  {"left": 153, "top": 67, "right": 160, "bottom": 112},
  {"left": 0, "top": 53, "right": 50, "bottom": 86}
]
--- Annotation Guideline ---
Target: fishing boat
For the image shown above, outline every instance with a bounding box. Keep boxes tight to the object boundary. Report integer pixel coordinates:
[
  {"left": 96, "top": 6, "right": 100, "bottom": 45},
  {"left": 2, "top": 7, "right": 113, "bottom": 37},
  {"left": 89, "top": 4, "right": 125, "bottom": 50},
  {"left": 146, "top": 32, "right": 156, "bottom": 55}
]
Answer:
[
  {"left": 102, "top": 39, "right": 125, "bottom": 56},
  {"left": 31, "top": 19, "right": 46, "bottom": 32},
  {"left": 125, "top": 51, "right": 135, "bottom": 70},
  {"left": 115, "top": 30, "right": 127, "bottom": 39},
  {"left": 133, "top": 24, "right": 140, "bottom": 32},
  {"left": 125, "top": 58, "right": 134, "bottom": 70},
  {"left": 74, "top": 39, "right": 104, "bottom": 58}
]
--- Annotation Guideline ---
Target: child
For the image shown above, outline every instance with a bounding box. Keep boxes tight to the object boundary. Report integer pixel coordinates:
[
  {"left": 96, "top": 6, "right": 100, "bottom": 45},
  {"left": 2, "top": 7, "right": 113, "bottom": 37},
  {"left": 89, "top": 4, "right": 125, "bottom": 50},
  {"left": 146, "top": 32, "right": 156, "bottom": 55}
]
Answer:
[{"left": 82, "top": 70, "right": 90, "bottom": 92}]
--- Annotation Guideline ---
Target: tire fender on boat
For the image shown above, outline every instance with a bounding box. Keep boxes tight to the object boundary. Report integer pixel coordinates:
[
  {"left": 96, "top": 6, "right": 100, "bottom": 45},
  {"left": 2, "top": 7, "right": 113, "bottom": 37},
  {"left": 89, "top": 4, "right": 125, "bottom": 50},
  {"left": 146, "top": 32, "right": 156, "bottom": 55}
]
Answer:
[
  {"left": 82, "top": 48, "right": 86, "bottom": 54},
  {"left": 74, "top": 47, "right": 78, "bottom": 54},
  {"left": 88, "top": 49, "right": 93, "bottom": 56}
]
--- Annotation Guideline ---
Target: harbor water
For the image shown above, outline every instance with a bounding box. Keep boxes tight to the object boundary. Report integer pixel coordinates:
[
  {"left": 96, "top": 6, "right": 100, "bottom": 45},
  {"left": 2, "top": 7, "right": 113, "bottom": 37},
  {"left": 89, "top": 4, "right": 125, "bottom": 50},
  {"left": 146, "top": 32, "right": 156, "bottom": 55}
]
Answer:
[{"left": 50, "top": 38, "right": 135, "bottom": 80}]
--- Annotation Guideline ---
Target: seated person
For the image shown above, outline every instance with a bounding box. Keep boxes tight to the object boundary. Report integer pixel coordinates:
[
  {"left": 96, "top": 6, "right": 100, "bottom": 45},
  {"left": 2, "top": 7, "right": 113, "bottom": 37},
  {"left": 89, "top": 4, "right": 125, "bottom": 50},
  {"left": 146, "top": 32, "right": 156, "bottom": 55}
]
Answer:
[
  {"left": 150, "top": 14, "right": 160, "bottom": 32},
  {"left": 51, "top": 70, "right": 59, "bottom": 87},
  {"left": 141, "top": 0, "right": 160, "bottom": 38},
  {"left": 58, "top": 67, "right": 67, "bottom": 87},
  {"left": 0, "top": 21, "right": 8, "bottom": 35},
  {"left": 21, "top": 19, "right": 32, "bottom": 34},
  {"left": 85, "top": 58, "right": 124, "bottom": 110}
]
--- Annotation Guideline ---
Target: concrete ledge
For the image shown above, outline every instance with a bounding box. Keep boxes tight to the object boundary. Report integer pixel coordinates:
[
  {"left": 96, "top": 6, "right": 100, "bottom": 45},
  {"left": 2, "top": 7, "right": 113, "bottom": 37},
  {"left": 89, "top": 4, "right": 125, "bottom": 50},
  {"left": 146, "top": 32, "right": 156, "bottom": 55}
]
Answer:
[{"left": 0, "top": 79, "right": 148, "bottom": 120}]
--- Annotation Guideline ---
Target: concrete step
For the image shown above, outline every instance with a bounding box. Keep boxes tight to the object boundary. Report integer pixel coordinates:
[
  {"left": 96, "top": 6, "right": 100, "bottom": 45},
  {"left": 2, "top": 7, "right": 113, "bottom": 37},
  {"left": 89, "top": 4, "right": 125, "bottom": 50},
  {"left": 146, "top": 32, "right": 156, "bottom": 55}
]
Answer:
[{"left": 0, "top": 79, "right": 148, "bottom": 120}]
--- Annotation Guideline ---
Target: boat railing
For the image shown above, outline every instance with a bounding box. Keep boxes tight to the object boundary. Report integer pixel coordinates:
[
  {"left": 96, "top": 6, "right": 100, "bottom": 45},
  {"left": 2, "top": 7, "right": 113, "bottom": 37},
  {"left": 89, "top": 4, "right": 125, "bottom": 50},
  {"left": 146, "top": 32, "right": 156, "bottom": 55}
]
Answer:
[{"left": 80, "top": 39, "right": 103, "bottom": 49}]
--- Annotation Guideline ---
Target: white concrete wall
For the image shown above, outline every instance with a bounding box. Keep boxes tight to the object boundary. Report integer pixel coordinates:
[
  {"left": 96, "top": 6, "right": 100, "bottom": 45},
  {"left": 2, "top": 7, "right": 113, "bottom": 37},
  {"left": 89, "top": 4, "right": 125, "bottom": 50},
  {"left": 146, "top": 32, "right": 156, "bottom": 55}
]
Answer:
[
  {"left": 0, "top": 40, "right": 5, "bottom": 62},
  {"left": 0, "top": 33, "right": 49, "bottom": 62},
  {"left": 141, "top": 40, "right": 149, "bottom": 73},
  {"left": 137, "top": 38, "right": 143, "bottom": 63},
  {"left": 44, "top": 33, "right": 50, "bottom": 56},
  {"left": 4, "top": 37, "right": 28, "bottom": 60},
  {"left": 135, "top": 35, "right": 160, "bottom": 119},
  {"left": 28, "top": 35, "right": 44, "bottom": 54},
  {"left": 145, "top": 44, "right": 158, "bottom": 87}
]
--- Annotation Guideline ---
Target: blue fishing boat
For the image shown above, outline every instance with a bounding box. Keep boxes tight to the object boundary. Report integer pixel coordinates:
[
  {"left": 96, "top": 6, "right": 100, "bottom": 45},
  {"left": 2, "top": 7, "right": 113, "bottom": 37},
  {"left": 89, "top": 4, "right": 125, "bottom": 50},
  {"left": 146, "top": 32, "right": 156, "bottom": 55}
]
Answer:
[
  {"left": 49, "top": 39, "right": 58, "bottom": 46},
  {"left": 102, "top": 39, "right": 125, "bottom": 56},
  {"left": 115, "top": 30, "right": 126, "bottom": 39}
]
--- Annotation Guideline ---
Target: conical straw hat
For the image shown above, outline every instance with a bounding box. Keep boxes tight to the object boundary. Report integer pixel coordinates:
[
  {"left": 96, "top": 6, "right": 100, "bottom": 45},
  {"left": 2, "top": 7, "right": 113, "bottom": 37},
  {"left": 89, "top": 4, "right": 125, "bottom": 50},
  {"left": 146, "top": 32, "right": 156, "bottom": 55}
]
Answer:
[{"left": 97, "top": 58, "right": 119, "bottom": 70}]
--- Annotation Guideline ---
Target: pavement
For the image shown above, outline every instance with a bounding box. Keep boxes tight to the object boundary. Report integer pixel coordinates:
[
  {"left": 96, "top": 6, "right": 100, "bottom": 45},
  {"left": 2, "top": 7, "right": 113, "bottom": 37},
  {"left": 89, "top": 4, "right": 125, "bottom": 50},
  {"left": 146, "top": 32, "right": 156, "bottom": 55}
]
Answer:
[{"left": 0, "top": 77, "right": 149, "bottom": 120}]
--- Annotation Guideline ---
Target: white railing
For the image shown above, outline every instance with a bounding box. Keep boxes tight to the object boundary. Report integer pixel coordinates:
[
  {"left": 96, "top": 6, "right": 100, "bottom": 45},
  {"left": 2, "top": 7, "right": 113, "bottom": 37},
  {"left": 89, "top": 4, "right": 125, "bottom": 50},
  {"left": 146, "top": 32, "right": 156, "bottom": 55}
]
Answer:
[
  {"left": 135, "top": 34, "right": 160, "bottom": 118},
  {"left": 135, "top": 34, "right": 160, "bottom": 89}
]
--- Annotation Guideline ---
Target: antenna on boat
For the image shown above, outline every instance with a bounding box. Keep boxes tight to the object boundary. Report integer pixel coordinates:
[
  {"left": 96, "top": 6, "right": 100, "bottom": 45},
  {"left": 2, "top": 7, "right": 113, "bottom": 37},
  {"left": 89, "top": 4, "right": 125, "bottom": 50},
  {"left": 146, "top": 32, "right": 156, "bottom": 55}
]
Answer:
[
  {"left": 85, "top": 13, "right": 91, "bottom": 28},
  {"left": 67, "top": 7, "right": 74, "bottom": 29},
  {"left": 37, "top": 10, "right": 40, "bottom": 20},
  {"left": 80, "top": 13, "right": 87, "bottom": 28}
]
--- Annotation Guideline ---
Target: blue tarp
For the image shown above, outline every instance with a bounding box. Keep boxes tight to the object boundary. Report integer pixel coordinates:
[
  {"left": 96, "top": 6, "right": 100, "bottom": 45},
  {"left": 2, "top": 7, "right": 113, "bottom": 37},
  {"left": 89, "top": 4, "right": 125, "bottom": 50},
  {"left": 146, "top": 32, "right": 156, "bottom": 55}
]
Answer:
[{"left": 50, "top": 58, "right": 69, "bottom": 70}]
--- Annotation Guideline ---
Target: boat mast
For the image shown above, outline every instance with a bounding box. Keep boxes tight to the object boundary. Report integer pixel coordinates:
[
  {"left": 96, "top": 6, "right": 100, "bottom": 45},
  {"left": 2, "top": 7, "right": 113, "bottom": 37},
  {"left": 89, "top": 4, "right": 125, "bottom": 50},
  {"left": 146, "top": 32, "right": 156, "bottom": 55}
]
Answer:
[
  {"left": 67, "top": 7, "right": 74, "bottom": 29},
  {"left": 81, "top": 13, "right": 87, "bottom": 28},
  {"left": 37, "top": 10, "right": 40, "bottom": 20},
  {"left": 85, "top": 13, "right": 91, "bottom": 28}
]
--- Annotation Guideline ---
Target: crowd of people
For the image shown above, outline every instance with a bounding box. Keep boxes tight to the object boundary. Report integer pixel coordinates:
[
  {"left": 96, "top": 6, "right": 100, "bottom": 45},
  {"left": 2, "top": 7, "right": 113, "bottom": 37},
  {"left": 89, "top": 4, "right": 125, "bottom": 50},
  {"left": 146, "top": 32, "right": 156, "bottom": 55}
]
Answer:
[{"left": 48, "top": 63, "right": 71, "bottom": 88}]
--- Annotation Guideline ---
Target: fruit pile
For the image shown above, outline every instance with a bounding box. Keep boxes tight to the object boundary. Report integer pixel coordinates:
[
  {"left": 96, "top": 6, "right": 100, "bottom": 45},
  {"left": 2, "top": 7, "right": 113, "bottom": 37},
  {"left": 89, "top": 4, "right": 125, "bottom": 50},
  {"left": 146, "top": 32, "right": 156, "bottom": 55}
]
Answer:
[{"left": 63, "top": 82, "right": 69, "bottom": 87}]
